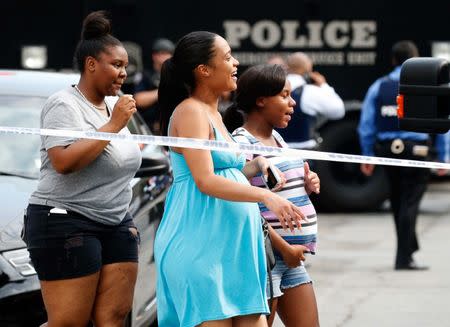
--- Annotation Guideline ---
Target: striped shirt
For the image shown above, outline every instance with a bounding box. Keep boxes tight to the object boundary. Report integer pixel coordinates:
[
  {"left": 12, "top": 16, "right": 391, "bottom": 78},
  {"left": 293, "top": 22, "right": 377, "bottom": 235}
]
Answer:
[{"left": 232, "top": 127, "right": 317, "bottom": 253}]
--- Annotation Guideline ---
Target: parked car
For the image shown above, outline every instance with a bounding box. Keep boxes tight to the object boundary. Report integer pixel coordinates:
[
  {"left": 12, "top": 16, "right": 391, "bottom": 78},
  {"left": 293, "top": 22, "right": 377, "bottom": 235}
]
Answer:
[{"left": 0, "top": 70, "right": 171, "bottom": 326}]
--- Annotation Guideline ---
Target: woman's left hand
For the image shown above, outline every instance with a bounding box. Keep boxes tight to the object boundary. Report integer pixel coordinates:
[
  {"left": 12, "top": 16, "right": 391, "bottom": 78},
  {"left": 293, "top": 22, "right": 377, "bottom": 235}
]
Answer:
[
  {"left": 304, "top": 161, "right": 320, "bottom": 194},
  {"left": 257, "top": 156, "right": 286, "bottom": 191},
  {"left": 281, "top": 244, "right": 309, "bottom": 268}
]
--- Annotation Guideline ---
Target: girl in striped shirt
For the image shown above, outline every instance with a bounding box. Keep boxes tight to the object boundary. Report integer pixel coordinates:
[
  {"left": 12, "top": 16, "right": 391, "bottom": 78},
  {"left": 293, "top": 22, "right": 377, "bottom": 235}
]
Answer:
[{"left": 225, "top": 64, "right": 320, "bottom": 327}]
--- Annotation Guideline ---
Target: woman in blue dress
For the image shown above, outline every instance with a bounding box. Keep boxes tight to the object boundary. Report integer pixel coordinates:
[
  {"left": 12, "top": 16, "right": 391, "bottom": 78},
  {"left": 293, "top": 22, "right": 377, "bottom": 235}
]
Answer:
[{"left": 155, "top": 31, "right": 306, "bottom": 327}]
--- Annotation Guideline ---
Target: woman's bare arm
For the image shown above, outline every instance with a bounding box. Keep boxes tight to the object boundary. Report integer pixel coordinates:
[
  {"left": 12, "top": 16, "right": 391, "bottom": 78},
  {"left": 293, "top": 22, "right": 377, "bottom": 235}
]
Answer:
[
  {"left": 171, "top": 103, "right": 304, "bottom": 231},
  {"left": 48, "top": 95, "right": 136, "bottom": 174}
]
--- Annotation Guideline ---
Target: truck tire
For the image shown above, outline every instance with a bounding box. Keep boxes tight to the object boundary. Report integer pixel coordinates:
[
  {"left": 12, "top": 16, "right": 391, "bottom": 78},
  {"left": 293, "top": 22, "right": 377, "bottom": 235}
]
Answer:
[{"left": 312, "top": 118, "right": 389, "bottom": 211}]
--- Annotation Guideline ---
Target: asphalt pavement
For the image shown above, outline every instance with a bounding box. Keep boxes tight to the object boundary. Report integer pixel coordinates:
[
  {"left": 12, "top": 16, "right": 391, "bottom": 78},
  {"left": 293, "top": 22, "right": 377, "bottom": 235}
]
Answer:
[{"left": 273, "top": 180, "right": 450, "bottom": 327}]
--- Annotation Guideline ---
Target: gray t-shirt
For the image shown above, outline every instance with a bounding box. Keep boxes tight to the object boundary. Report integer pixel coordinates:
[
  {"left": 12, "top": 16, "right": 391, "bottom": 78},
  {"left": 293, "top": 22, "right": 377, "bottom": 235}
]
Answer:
[{"left": 29, "top": 86, "right": 142, "bottom": 225}]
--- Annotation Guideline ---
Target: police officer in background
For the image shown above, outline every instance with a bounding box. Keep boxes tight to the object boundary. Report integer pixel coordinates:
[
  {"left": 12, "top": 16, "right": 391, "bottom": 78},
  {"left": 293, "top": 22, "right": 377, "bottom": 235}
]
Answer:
[
  {"left": 134, "top": 38, "right": 174, "bottom": 134},
  {"left": 276, "top": 52, "right": 345, "bottom": 149},
  {"left": 358, "top": 40, "right": 436, "bottom": 270}
]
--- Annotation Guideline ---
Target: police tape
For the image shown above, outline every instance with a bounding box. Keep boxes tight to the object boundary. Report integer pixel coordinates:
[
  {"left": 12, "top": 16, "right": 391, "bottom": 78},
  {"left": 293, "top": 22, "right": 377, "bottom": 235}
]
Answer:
[{"left": 1, "top": 126, "right": 450, "bottom": 170}]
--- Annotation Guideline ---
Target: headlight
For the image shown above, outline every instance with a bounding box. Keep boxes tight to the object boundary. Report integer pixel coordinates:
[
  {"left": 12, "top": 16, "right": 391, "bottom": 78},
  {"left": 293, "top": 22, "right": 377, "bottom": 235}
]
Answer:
[
  {"left": 2, "top": 248, "right": 36, "bottom": 276},
  {"left": 21, "top": 45, "right": 48, "bottom": 70}
]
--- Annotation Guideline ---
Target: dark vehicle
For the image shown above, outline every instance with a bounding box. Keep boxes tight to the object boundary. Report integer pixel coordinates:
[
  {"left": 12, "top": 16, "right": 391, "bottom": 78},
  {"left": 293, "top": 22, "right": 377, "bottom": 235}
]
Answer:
[
  {"left": 0, "top": 70, "right": 171, "bottom": 326},
  {"left": 4, "top": 0, "right": 450, "bottom": 210}
]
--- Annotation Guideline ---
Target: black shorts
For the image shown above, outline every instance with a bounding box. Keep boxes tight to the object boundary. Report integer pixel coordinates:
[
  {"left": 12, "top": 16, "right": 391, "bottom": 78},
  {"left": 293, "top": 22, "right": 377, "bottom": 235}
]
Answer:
[{"left": 23, "top": 204, "right": 140, "bottom": 281}]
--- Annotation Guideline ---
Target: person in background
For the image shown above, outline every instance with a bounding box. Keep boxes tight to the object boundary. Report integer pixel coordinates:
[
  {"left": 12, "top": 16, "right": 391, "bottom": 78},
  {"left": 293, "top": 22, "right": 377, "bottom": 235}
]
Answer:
[
  {"left": 225, "top": 64, "right": 320, "bottom": 327},
  {"left": 24, "top": 11, "right": 141, "bottom": 326},
  {"left": 134, "top": 37, "right": 174, "bottom": 133},
  {"left": 277, "top": 52, "right": 345, "bottom": 149},
  {"left": 267, "top": 54, "right": 288, "bottom": 71},
  {"left": 436, "top": 131, "right": 450, "bottom": 164},
  {"left": 357, "top": 40, "right": 449, "bottom": 270},
  {"left": 218, "top": 90, "right": 234, "bottom": 114},
  {"left": 154, "top": 31, "right": 307, "bottom": 327}
]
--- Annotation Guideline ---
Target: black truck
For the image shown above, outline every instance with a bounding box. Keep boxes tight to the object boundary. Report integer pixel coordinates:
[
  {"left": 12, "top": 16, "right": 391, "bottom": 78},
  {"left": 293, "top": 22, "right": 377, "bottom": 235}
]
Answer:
[{"left": 4, "top": 0, "right": 450, "bottom": 210}]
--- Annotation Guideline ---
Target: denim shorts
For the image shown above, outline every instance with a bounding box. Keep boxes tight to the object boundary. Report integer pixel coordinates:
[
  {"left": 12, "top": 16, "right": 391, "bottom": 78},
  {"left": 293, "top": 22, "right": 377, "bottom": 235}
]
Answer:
[
  {"left": 23, "top": 204, "right": 140, "bottom": 281},
  {"left": 267, "top": 254, "right": 312, "bottom": 299}
]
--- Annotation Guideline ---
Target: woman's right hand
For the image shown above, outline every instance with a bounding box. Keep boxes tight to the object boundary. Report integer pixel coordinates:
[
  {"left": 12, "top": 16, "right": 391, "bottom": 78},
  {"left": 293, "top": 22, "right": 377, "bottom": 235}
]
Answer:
[
  {"left": 281, "top": 244, "right": 309, "bottom": 268},
  {"left": 109, "top": 94, "right": 137, "bottom": 130},
  {"left": 262, "top": 191, "right": 306, "bottom": 232}
]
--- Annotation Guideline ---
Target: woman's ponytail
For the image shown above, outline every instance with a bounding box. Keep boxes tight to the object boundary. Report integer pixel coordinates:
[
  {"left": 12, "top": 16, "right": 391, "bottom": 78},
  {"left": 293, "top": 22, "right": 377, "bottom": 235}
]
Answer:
[
  {"left": 159, "top": 57, "right": 190, "bottom": 136},
  {"left": 159, "top": 31, "right": 217, "bottom": 136}
]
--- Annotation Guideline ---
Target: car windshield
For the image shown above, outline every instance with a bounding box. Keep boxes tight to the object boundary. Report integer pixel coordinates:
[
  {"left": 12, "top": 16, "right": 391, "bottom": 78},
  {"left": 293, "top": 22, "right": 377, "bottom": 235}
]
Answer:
[{"left": 0, "top": 95, "right": 45, "bottom": 179}]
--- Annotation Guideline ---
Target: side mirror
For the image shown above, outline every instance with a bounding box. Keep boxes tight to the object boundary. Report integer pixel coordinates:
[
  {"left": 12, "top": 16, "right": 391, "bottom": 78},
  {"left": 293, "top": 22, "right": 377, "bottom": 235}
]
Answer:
[
  {"left": 398, "top": 57, "right": 450, "bottom": 133},
  {"left": 135, "top": 154, "right": 170, "bottom": 178}
]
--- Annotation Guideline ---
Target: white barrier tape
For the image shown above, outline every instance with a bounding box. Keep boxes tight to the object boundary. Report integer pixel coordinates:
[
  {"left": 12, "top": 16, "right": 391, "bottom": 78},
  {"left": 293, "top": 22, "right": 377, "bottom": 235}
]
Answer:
[{"left": 1, "top": 126, "right": 450, "bottom": 170}]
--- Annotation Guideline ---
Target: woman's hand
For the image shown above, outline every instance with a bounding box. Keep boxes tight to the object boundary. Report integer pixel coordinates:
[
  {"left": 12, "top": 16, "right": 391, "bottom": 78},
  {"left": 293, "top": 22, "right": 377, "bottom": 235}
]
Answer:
[
  {"left": 256, "top": 156, "right": 286, "bottom": 191},
  {"left": 262, "top": 191, "right": 307, "bottom": 232},
  {"left": 360, "top": 163, "right": 375, "bottom": 176},
  {"left": 281, "top": 244, "right": 310, "bottom": 268},
  {"left": 304, "top": 161, "right": 320, "bottom": 194},
  {"left": 47, "top": 94, "right": 137, "bottom": 174},
  {"left": 109, "top": 94, "right": 137, "bottom": 131}
]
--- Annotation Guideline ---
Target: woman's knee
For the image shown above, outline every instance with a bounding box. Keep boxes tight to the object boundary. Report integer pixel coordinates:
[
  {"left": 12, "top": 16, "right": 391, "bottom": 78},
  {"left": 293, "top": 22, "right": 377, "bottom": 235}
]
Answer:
[
  {"left": 44, "top": 299, "right": 93, "bottom": 327},
  {"left": 277, "top": 283, "right": 319, "bottom": 327},
  {"left": 45, "top": 316, "right": 91, "bottom": 327},
  {"left": 233, "top": 314, "right": 268, "bottom": 327},
  {"left": 40, "top": 274, "right": 99, "bottom": 327},
  {"left": 92, "top": 302, "right": 132, "bottom": 326},
  {"left": 198, "top": 318, "right": 232, "bottom": 327}
]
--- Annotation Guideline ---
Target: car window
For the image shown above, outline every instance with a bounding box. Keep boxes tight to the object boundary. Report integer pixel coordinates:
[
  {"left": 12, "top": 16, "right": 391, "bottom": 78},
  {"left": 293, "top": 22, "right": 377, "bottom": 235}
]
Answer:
[
  {"left": 0, "top": 97, "right": 164, "bottom": 179},
  {"left": 127, "top": 115, "right": 140, "bottom": 135},
  {"left": 128, "top": 113, "right": 164, "bottom": 155},
  {"left": 0, "top": 95, "right": 45, "bottom": 179},
  {"left": 130, "top": 111, "right": 152, "bottom": 135}
]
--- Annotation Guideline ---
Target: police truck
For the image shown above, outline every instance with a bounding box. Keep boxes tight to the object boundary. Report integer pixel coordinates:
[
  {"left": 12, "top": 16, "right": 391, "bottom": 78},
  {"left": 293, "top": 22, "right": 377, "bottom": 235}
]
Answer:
[{"left": 4, "top": 0, "right": 450, "bottom": 211}]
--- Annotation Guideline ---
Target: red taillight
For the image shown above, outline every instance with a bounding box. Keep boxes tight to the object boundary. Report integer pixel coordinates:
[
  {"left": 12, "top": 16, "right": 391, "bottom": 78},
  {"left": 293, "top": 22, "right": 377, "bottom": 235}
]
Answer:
[{"left": 397, "top": 94, "right": 404, "bottom": 119}]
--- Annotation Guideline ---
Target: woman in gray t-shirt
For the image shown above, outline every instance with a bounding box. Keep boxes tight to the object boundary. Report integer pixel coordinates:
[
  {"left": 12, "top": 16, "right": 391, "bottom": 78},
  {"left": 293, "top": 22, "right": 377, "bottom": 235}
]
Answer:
[{"left": 24, "top": 11, "right": 142, "bottom": 327}]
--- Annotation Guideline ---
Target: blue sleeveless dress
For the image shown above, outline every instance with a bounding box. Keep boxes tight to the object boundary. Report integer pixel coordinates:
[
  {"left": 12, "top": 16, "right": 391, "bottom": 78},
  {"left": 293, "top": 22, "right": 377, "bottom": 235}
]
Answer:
[{"left": 154, "top": 127, "right": 269, "bottom": 327}]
